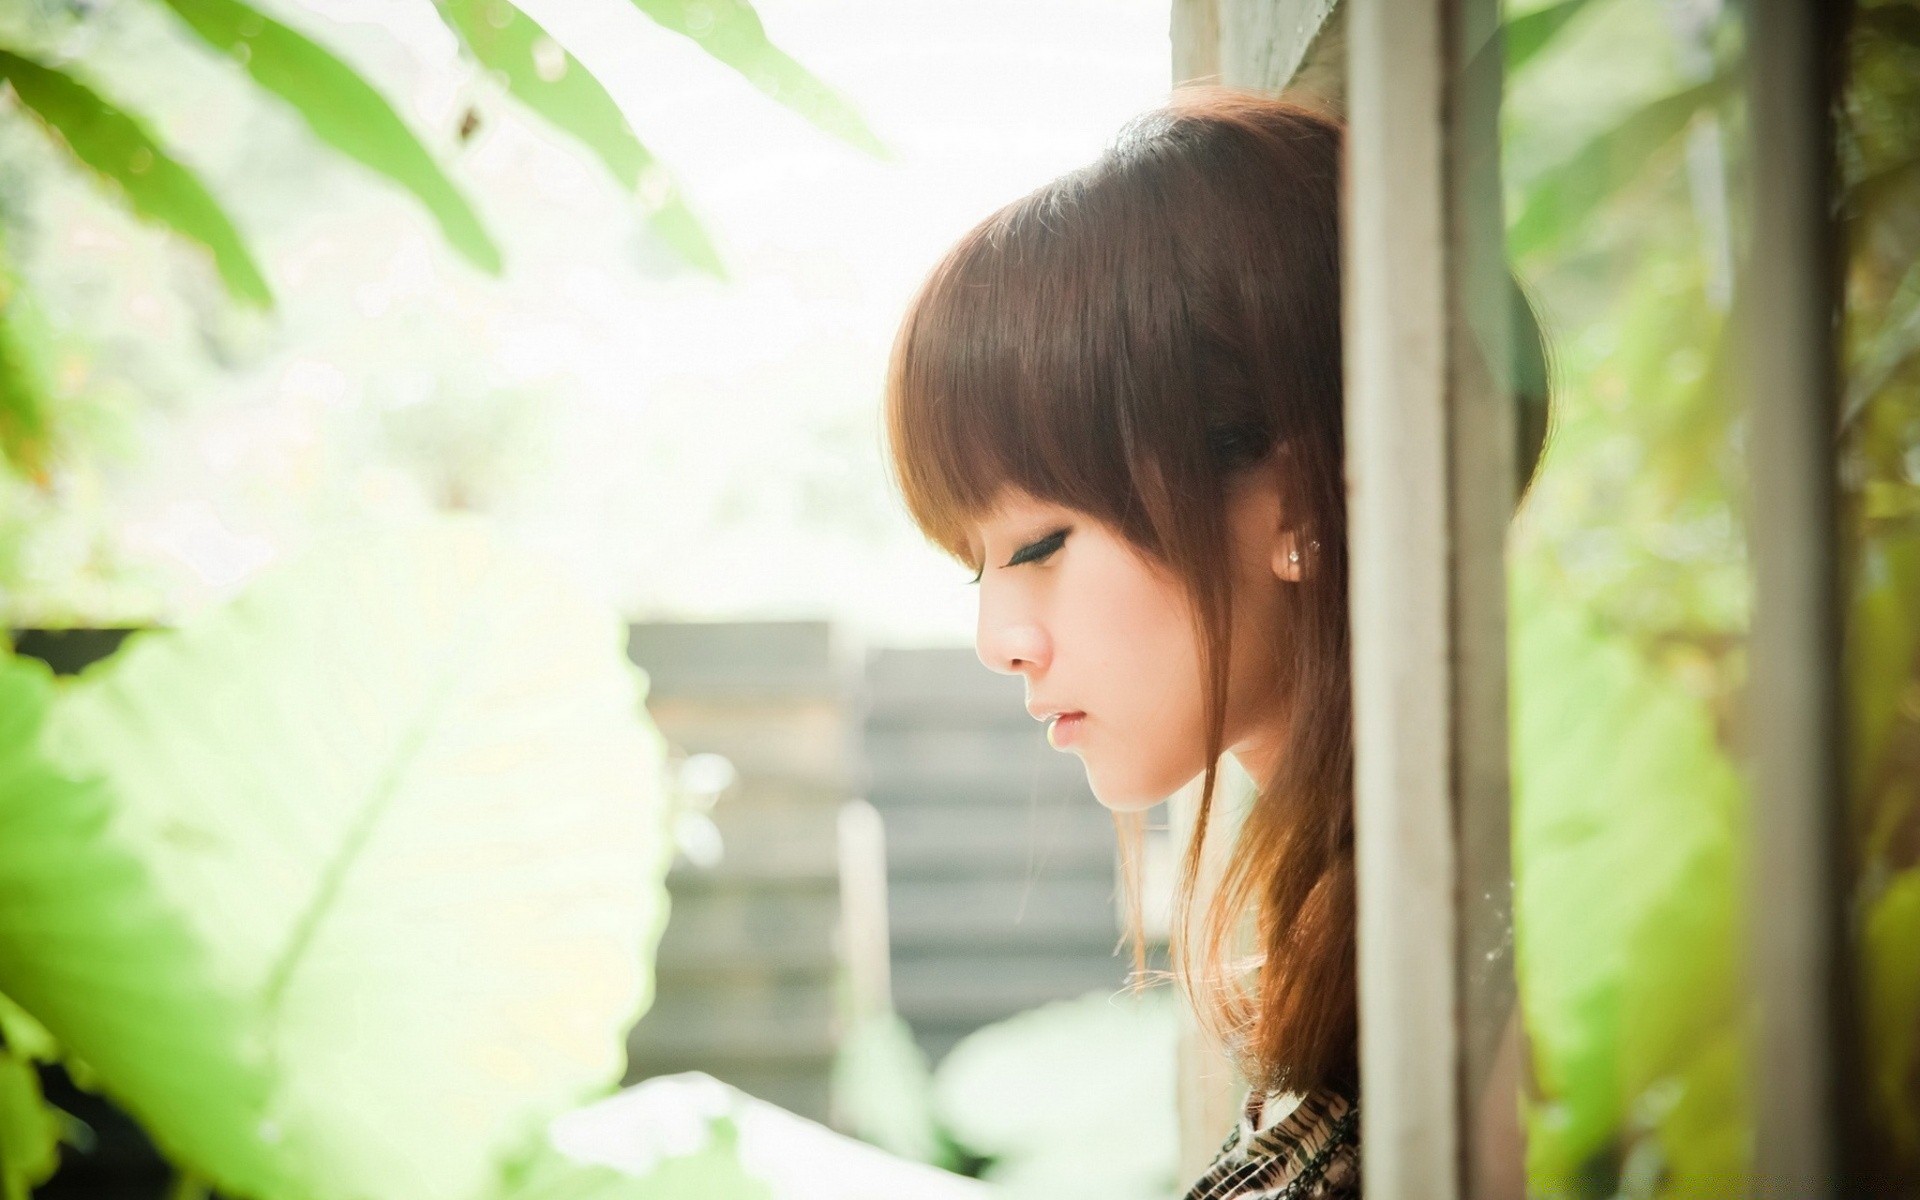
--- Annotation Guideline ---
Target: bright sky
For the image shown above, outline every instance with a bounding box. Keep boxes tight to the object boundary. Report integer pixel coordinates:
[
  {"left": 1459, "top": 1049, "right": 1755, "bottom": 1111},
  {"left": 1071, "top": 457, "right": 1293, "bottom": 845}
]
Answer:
[{"left": 492, "top": 0, "right": 1175, "bottom": 644}]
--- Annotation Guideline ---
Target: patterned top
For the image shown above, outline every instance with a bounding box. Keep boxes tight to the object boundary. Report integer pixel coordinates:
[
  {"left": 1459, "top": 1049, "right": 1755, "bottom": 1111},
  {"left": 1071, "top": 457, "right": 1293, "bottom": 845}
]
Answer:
[{"left": 1180, "top": 1088, "right": 1360, "bottom": 1200}]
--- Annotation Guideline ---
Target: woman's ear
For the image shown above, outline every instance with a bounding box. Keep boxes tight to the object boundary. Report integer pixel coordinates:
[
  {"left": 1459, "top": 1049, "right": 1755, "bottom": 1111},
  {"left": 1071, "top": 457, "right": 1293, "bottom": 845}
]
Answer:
[
  {"left": 1271, "top": 529, "right": 1306, "bottom": 583},
  {"left": 1249, "top": 447, "right": 1306, "bottom": 584}
]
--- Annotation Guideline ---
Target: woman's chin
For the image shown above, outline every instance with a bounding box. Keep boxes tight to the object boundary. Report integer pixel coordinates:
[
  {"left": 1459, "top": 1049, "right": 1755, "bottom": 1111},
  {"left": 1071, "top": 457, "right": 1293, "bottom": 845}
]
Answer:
[{"left": 1085, "top": 764, "right": 1182, "bottom": 813}]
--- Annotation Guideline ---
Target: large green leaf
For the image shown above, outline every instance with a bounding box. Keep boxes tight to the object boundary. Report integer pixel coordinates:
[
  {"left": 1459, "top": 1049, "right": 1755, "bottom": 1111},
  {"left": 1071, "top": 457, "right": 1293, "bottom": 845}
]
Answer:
[
  {"left": 0, "top": 1050, "right": 58, "bottom": 1200},
  {"left": 931, "top": 989, "right": 1178, "bottom": 1200},
  {"left": 1508, "top": 71, "right": 1737, "bottom": 261},
  {"left": 1511, "top": 565, "right": 1750, "bottom": 1197},
  {"left": 433, "top": 0, "right": 723, "bottom": 277},
  {"left": 0, "top": 238, "right": 53, "bottom": 481},
  {"left": 0, "top": 518, "right": 674, "bottom": 1200},
  {"left": 0, "top": 651, "right": 278, "bottom": 1188},
  {"left": 156, "top": 0, "right": 503, "bottom": 275},
  {"left": 1504, "top": 0, "right": 1599, "bottom": 76},
  {"left": 0, "top": 994, "right": 62, "bottom": 1199},
  {"left": 0, "top": 48, "right": 272, "bottom": 306},
  {"left": 625, "top": 0, "right": 887, "bottom": 159}
]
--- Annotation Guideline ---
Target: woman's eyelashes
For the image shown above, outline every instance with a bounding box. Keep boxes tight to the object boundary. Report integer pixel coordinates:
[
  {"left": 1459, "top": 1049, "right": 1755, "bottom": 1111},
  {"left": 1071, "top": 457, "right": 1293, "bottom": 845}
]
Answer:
[
  {"left": 966, "top": 527, "right": 1069, "bottom": 585},
  {"left": 1006, "top": 528, "right": 1069, "bottom": 568}
]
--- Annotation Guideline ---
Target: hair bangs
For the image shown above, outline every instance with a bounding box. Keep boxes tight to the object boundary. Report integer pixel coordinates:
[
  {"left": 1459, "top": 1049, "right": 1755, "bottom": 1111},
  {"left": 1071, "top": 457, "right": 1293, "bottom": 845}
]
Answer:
[{"left": 885, "top": 176, "right": 1154, "bottom": 571}]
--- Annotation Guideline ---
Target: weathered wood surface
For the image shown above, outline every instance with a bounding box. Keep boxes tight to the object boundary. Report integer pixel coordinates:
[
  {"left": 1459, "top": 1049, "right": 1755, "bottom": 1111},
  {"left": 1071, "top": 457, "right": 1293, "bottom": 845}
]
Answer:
[
  {"left": 628, "top": 626, "right": 1139, "bottom": 1117},
  {"left": 1745, "top": 1, "right": 1848, "bottom": 1192},
  {"left": 863, "top": 646, "right": 1131, "bottom": 1063},
  {"left": 1347, "top": 0, "right": 1517, "bottom": 1193},
  {"left": 1172, "top": 0, "right": 1345, "bottom": 110},
  {"left": 624, "top": 621, "right": 856, "bottom": 1123}
]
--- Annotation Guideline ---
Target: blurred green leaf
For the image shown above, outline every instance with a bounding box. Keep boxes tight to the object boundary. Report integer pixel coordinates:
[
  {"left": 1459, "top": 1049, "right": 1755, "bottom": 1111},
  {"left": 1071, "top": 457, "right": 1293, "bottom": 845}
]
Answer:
[
  {"left": 1843, "top": 258, "right": 1920, "bottom": 433},
  {"left": 434, "top": 0, "right": 724, "bottom": 276},
  {"left": 0, "top": 241, "right": 53, "bottom": 481},
  {"left": 0, "top": 651, "right": 278, "bottom": 1190},
  {"left": 156, "top": 0, "right": 503, "bottom": 275},
  {"left": 829, "top": 1009, "right": 950, "bottom": 1168},
  {"left": 1509, "top": 71, "right": 1737, "bottom": 261},
  {"left": 932, "top": 989, "right": 1177, "bottom": 1200},
  {"left": 0, "top": 1045, "right": 59, "bottom": 1200},
  {"left": 1864, "top": 868, "right": 1920, "bottom": 1166},
  {"left": 0, "top": 995, "right": 57, "bottom": 1065},
  {"left": 1511, "top": 565, "right": 1748, "bottom": 1197},
  {"left": 1505, "top": 0, "right": 1599, "bottom": 76},
  {"left": 625, "top": 0, "right": 888, "bottom": 159},
  {"left": 1848, "top": 533, "right": 1920, "bottom": 866},
  {"left": 1858, "top": 3, "right": 1920, "bottom": 50},
  {"left": 496, "top": 1117, "right": 771, "bottom": 1200},
  {"left": 0, "top": 519, "right": 675, "bottom": 1200},
  {"left": 0, "top": 48, "right": 272, "bottom": 306}
]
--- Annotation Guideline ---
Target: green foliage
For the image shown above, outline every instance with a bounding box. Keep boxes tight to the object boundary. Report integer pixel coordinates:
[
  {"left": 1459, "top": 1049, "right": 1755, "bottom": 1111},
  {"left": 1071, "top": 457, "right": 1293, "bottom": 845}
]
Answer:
[
  {"left": 1841, "top": 2, "right": 1920, "bottom": 1181},
  {"left": 829, "top": 1010, "right": 953, "bottom": 1169},
  {"left": 0, "top": 996, "right": 62, "bottom": 1200},
  {"left": 0, "top": 518, "right": 683, "bottom": 1199},
  {"left": 0, "top": 47, "right": 272, "bottom": 306},
  {"left": 157, "top": 0, "right": 502, "bottom": 275},
  {"left": 0, "top": 238, "right": 53, "bottom": 480},
  {"left": 0, "top": 0, "right": 879, "bottom": 504},
  {"left": 1501, "top": 0, "right": 1757, "bottom": 1194},
  {"left": 1864, "top": 869, "right": 1920, "bottom": 1165},
  {"left": 1508, "top": 70, "right": 1738, "bottom": 262},
  {"left": 1503, "top": 0, "right": 1596, "bottom": 74},
  {"left": 1507, "top": 0, "right": 1920, "bottom": 1189},
  {"left": 0, "top": 1034, "right": 59, "bottom": 1200},
  {"left": 499, "top": 1116, "right": 773, "bottom": 1200},
  {"left": 435, "top": 0, "right": 723, "bottom": 277},
  {"left": 625, "top": 0, "right": 889, "bottom": 160},
  {"left": 930, "top": 989, "right": 1178, "bottom": 1200},
  {"left": 0, "top": 648, "right": 277, "bottom": 1189},
  {"left": 1510, "top": 564, "right": 1748, "bottom": 1196}
]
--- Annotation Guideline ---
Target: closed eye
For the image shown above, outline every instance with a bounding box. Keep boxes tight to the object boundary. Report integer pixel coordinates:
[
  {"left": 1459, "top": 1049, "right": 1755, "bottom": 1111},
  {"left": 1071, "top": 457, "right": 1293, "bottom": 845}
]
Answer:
[{"left": 966, "top": 527, "right": 1070, "bottom": 585}]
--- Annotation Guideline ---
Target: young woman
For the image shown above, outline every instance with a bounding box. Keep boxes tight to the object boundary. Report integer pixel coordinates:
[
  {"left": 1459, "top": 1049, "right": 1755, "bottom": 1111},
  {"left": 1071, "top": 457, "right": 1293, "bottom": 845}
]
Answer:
[{"left": 884, "top": 89, "right": 1545, "bottom": 1198}]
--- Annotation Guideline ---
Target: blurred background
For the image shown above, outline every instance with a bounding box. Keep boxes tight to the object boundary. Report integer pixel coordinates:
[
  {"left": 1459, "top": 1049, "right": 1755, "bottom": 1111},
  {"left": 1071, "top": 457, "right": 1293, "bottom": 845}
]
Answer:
[
  {"left": 0, "top": 2, "right": 1183, "bottom": 1197},
  {"left": 0, "top": 0, "right": 1914, "bottom": 1198}
]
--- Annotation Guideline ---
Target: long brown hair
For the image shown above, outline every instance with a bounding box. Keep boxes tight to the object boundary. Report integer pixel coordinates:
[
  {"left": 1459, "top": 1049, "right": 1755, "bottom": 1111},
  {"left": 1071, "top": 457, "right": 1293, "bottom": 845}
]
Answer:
[{"left": 884, "top": 88, "right": 1546, "bottom": 1098}]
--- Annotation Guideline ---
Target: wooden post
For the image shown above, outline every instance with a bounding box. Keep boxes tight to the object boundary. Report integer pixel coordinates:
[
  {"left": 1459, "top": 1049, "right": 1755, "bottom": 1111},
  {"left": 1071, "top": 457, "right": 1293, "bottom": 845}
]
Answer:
[
  {"left": 1345, "top": 0, "right": 1513, "bottom": 1195},
  {"left": 1744, "top": 1, "right": 1848, "bottom": 1194},
  {"left": 1173, "top": 0, "right": 1345, "bottom": 104}
]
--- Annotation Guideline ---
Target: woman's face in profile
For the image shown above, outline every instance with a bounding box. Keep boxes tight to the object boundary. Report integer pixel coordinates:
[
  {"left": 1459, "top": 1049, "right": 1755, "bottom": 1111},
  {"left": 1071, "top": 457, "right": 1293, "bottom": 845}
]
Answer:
[{"left": 969, "top": 482, "right": 1294, "bottom": 811}]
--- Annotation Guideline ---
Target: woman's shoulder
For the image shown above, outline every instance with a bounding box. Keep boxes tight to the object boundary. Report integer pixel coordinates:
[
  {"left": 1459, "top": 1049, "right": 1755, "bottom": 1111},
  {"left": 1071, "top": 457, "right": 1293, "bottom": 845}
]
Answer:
[{"left": 1179, "top": 1085, "right": 1360, "bottom": 1200}]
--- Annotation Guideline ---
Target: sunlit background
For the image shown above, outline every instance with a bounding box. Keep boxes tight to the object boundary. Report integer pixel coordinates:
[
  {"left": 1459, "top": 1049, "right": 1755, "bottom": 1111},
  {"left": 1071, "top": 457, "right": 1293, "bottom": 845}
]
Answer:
[
  {"left": 2, "top": 0, "right": 1916, "bottom": 1197},
  {"left": 0, "top": 3, "right": 1185, "bottom": 1198},
  {"left": 1, "top": 0, "right": 1171, "bottom": 642}
]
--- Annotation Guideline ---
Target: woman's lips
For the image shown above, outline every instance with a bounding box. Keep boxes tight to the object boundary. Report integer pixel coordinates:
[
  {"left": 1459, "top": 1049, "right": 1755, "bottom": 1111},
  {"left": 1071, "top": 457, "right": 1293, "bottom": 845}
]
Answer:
[{"left": 1046, "top": 712, "right": 1086, "bottom": 750}]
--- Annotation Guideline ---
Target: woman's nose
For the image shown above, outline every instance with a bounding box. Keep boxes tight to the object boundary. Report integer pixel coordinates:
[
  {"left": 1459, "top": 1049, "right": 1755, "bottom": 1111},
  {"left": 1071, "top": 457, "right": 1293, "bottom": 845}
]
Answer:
[{"left": 975, "top": 608, "right": 1050, "bottom": 677}]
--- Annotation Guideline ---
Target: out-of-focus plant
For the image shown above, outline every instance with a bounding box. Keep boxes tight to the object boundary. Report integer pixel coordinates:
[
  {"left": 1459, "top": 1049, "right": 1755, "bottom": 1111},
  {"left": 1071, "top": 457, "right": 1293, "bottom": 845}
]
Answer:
[
  {"left": 0, "top": 517, "right": 760, "bottom": 1198},
  {"left": 1506, "top": 0, "right": 1920, "bottom": 1192},
  {"left": 1501, "top": 1, "right": 1754, "bottom": 1193},
  {"left": 0, "top": 0, "right": 884, "bottom": 484},
  {"left": 933, "top": 989, "right": 1178, "bottom": 1199},
  {"left": 829, "top": 1010, "right": 955, "bottom": 1172},
  {"left": 1840, "top": 1, "right": 1920, "bottom": 1185},
  {"left": 832, "top": 990, "right": 1179, "bottom": 1200}
]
